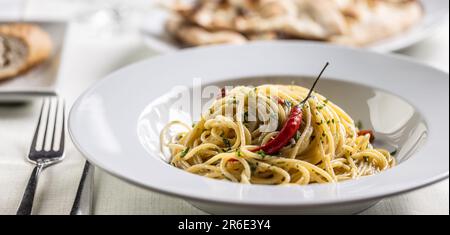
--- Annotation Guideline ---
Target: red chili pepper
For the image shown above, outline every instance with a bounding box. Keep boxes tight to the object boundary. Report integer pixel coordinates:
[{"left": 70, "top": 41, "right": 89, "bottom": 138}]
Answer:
[
  {"left": 277, "top": 97, "right": 285, "bottom": 105},
  {"left": 252, "top": 105, "right": 303, "bottom": 155},
  {"left": 251, "top": 62, "right": 330, "bottom": 155},
  {"left": 358, "top": 130, "right": 375, "bottom": 143}
]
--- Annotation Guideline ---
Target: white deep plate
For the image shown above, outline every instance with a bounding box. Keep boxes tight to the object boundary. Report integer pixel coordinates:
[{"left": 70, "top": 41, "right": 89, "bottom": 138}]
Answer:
[
  {"left": 141, "top": 0, "right": 449, "bottom": 53},
  {"left": 69, "top": 42, "right": 449, "bottom": 214}
]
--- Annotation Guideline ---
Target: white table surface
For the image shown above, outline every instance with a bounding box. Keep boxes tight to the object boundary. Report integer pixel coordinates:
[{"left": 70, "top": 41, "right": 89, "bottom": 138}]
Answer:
[{"left": 0, "top": 1, "right": 448, "bottom": 215}]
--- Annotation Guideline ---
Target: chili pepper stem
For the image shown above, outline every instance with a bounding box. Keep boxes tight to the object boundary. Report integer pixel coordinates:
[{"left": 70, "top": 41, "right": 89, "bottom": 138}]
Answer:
[{"left": 300, "top": 62, "right": 330, "bottom": 106}]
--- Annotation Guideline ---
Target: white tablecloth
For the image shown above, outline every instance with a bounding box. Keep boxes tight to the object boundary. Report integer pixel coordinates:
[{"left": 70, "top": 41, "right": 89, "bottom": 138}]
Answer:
[{"left": 0, "top": 1, "right": 448, "bottom": 215}]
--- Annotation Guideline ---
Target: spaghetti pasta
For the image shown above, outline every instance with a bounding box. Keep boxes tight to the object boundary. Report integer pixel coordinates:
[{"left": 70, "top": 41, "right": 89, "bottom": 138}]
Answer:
[{"left": 160, "top": 85, "right": 395, "bottom": 185}]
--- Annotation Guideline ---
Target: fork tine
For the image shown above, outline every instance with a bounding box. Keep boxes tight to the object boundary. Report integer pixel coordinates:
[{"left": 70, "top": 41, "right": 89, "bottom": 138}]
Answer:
[
  {"left": 59, "top": 101, "right": 66, "bottom": 153},
  {"left": 41, "top": 97, "right": 54, "bottom": 151},
  {"left": 58, "top": 100, "right": 66, "bottom": 153},
  {"left": 17, "top": 97, "right": 65, "bottom": 215},
  {"left": 29, "top": 98, "right": 48, "bottom": 152},
  {"left": 50, "top": 98, "right": 60, "bottom": 150}
]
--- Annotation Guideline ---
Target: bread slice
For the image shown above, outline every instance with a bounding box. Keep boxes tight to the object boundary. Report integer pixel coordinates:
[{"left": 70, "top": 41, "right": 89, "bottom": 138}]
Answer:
[
  {"left": 166, "top": 16, "right": 247, "bottom": 46},
  {"left": 330, "top": 0, "right": 423, "bottom": 46},
  {"left": 167, "top": 0, "right": 423, "bottom": 47},
  {"left": 0, "top": 23, "right": 52, "bottom": 81}
]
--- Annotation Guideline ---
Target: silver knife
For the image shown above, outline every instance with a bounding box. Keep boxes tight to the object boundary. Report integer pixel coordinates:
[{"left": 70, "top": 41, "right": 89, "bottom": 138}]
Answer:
[{"left": 70, "top": 161, "right": 95, "bottom": 215}]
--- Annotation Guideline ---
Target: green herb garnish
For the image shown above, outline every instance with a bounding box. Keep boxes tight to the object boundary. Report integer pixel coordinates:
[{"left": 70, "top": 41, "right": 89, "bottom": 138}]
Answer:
[
  {"left": 180, "top": 148, "right": 190, "bottom": 158},
  {"left": 223, "top": 138, "right": 231, "bottom": 149},
  {"left": 257, "top": 150, "right": 267, "bottom": 158},
  {"left": 356, "top": 120, "right": 363, "bottom": 129},
  {"left": 390, "top": 149, "right": 398, "bottom": 156},
  {"left": 294, "top": 131, "right": 301, "bottom": 141}
]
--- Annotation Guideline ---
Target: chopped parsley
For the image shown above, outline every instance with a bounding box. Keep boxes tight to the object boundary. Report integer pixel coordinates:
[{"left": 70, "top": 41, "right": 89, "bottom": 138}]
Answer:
[
  {"left": 356, "top": 120, "right": 363, "bottom": 129},
  {"left": 223, "top": 138, "right": 232, "bottom": 149},
  {"left": 294, "top": 131, "right": 301, "bottom": 141},
  {"left": 236, "top": 150, "right": 242, "bottom": 157},
  {"left": 180, "top": 148, "right": 190, "bottom": 158},
  {"left": 390, "top": 149, "right": 398, "bottom": 156},
  {"left": 257, "top": 150, "right": 267, "bottom": 158}
]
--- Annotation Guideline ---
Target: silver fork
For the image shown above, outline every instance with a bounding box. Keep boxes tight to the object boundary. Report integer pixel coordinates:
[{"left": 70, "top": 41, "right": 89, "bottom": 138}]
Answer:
[{"left": 16, "top": 97, "right": 65, "bottom": 215}]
